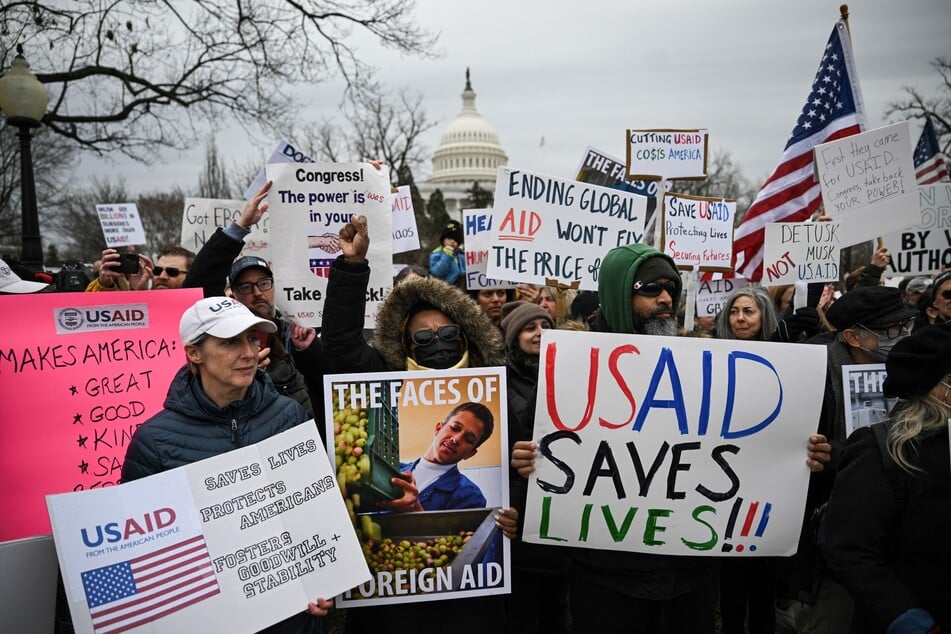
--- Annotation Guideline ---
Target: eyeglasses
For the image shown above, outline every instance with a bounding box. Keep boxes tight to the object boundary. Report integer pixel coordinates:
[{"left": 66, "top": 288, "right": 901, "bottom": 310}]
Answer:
[
  {"left": 233, "top": 278, "right": 274, "bottom": 295},
  {"left": 154, "top": 266, "right": 187, "bottom": 278},
  {"left": 857, "top": 317, "right": 915, "bottom": 340},
  {"left": 410, "top": 324, "right": 462, "bottom": 347},
  {"left": 632, "top": 280, "right": 677, "bottom": 297}
]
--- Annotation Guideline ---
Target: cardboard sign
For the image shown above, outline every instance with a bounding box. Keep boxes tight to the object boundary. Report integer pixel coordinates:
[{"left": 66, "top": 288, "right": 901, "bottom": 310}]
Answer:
[
  {"left": 626, "top": 129, "right": 709, "bottom": 180},
  {"left": 180, "top": 198, "right": 271, "bottom": 257},
  {"left": 48, "top": 424, "right": 369, "bottom": 634},
  {"left": 245, "top": 139, "right": 315, "bottom": 201},
  {"left": 695, "top": 277, "right": 749, "bottom": 318},
  {"left": 661, "top": 192, "right": 736, "bottom": 271},
  {"left": 488, "top": 167, "right": 648, "bottom": 290},
  {"left": 0, "top": 290, "right": 202, "bottom": 541},
  {"left": 391, "top": 186, "right": 421, "bottom": 254},
  {"left": 882, "top": 184, "right": 951, "bottom": 275},
  {"left": 841, "top": 364, "right": 894, "bottom": 438},
  {"left": 462, "top": 208, "right": 516, "bottom": 290},
  {"left": 814, "top": 121, "right": 919, "bottom": 234},
  {"left": 574, "top": 146, "right": 659, "bottom": 198},
  {"left": 523, "top": 330, "right": 826, "bottom": 556},
  {"left": 324, "top": 368, "right": 511, "bottom": 607},
  {"left": 762, "top": 221, "right": 845, "bottom": 285},
  {"left": 265, "top": 162, "right": 393, "bottom": 328},
  {"left": 96, "top": 203, "right": 147, "bottom": 248}
]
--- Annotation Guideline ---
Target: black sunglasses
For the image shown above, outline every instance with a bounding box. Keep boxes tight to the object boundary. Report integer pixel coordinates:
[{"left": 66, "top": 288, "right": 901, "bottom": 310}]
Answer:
[
  {"left": 153, "top": 266, "right": 187, "bottom": 278},
  {"left": 940, "top": 289, "right": 951, "bottom": 301},
  {"left": 411, "top": 324, "right": 462, "bottom": 347},
  {"left": 633, "top": 280, "right": 677, "bottom": 297}
]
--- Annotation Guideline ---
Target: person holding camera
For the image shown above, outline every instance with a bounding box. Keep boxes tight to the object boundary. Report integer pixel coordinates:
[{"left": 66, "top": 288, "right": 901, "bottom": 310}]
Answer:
[{"left": 85, "top": 246, "right": 194, "bottom": 291}]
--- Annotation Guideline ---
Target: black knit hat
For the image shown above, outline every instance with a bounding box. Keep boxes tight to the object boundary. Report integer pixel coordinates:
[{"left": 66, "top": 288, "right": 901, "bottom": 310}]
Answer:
[
  {"left": 883, "top": 322, "right": 951, "bottom": 398},
  {"left": 500, "top": 301, "right": 553, "bottom": 347},
  {"left": 440, "top": 221, "right": 464, "bottom": 244},
  {"left": 825, "top": 286, "right": 918, "bottom": 331},
  {"left": 632, "top": 256, "right": 681, "bottom": 295}
]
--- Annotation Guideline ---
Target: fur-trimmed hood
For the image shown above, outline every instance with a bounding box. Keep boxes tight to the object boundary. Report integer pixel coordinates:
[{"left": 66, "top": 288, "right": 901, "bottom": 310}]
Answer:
[{"left": 374, "top": 277, "right": 506, "bottom": 369}]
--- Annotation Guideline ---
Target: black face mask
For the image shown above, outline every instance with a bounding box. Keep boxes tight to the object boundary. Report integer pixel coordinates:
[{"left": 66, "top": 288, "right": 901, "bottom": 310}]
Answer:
[{"left": 413, "top": 338, "right": 463, "bottom": 369}]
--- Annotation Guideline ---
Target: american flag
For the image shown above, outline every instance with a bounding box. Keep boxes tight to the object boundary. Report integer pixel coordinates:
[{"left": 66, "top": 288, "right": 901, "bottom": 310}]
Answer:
[
  {"left": 732, "top": 20, "right": 866, "bottom": 281},
  {"left": 914, "top": 117, "right": 949, "bottom": 185},
  {"left": 81, "top": 534, "right": 220, "bottom": 634}
]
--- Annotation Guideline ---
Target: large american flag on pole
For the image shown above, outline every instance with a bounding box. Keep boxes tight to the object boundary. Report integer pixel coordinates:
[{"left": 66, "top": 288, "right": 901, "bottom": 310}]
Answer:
[
  {"left": 732, "top": 20, "right": 867, "bottom": 281},
  {"left": 914, "top": 117, "right": 949, "bottom": 185},
  {"left": 81, "top": 534, "right": 220, "bottom": 634}
]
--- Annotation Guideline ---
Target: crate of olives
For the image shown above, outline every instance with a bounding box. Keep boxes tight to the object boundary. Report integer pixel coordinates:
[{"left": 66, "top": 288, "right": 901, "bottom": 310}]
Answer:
[{"left": 333, "top": 381, "right": 403, "bottom": 509}]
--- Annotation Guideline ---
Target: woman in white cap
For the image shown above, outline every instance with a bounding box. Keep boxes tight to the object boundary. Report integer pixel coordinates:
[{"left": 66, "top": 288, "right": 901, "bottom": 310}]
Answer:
[{"left": 121, "top": 296, "right": 333, "bottom": 631}]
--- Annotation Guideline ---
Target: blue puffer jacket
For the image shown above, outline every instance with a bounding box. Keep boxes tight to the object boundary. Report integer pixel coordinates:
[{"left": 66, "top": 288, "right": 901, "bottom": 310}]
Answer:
[{"left": 122, "top": 365, "right": 308, "bottom": 481}]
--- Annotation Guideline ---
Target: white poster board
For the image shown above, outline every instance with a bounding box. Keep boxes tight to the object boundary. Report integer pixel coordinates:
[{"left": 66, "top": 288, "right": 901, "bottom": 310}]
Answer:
[
  {"left": 47, "top": 424, "right": 369, "bottom": 634},
  {"left": 265, "top": 162, "right": 393, "bottom": 328},
  {"left": 882, "top": 184, "right": 951, "bottom": 276},
  {"left": 523, "top": 330, "right": 826, "bottom": 556},
  {"left": 626, "top": 129, "right": 709, "bottom": 180},
  {"left": 695, "top": 277, "right": 749, "bottom": 318},
  {"left": 762, "top": 221, "right": 845, "bottom": 285},
  {"left": 245, "top": 139, "right": 315, "bottom": 201},
  {"left": 842, "top": 364, "right": 894, "bottom": 438},
  {"left": 181, "top": 198, "right": 270, "bottom": 258},
  {"left": 391, "top": 186, "right": 420, "bottom": 254},
  {"left": 463, "top": 208, "right": 516, "bottom": 290},
  {"left": 661, "top": 193, "right": 735, "bottom": 271},
  {"left": 96, "top": 203, "right": 147, "bottom": 248},
  {"left": 488, "top": 167, "right": 648, "bottom": 290},
  {"left": 814, "top": 121, "right": 919, "bottom": 234}
]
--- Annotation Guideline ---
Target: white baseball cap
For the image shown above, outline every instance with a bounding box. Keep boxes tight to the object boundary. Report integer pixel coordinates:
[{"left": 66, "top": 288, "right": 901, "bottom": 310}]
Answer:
[
  {"left": 179, "top": 297, "right": 277, "bottom": 345},
  {"left": 0, "top": 259, "right": 49, "bottom": 293}
]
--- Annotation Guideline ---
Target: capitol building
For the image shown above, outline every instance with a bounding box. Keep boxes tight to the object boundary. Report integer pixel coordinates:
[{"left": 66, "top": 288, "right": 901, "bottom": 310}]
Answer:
[{"left": 417, "top": 70, "right": 508, "bottom": 218}]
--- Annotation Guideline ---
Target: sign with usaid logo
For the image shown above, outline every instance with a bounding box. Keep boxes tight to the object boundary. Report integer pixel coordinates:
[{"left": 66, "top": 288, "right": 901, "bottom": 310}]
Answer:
[{"left": 54, "top": 304, "right": 149, "bottom": 334}]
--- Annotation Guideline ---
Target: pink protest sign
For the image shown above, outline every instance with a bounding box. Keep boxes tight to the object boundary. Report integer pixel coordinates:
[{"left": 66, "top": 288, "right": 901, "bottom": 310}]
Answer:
[{"left": 0, "top": 289, "right": 202, "bottom": 540}]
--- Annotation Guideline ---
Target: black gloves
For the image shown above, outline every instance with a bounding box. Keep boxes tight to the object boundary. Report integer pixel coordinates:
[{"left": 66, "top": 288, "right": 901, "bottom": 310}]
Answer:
[{"left": 771, "top": 306, "right": 821, "bottom": 342}]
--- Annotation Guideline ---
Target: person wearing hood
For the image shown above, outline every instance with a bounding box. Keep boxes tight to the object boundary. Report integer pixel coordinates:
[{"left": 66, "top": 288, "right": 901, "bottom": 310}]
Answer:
[
  {"left": 429, "top": 220, "right": 467, "bottom": 286},
  {"left": 121, "top": 297, "right": 333, "bottom": 632},
  {"left": 511, "top": 243, "right": 831, "bottom": 634},
  {"left": 321, "top": 215, "right": 516, "bottom": 634}
]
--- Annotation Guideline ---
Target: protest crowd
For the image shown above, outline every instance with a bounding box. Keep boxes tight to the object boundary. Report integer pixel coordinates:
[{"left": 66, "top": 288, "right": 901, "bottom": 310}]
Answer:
[{"left": 2, "top": 18, "right": 950, "bottom": 634}]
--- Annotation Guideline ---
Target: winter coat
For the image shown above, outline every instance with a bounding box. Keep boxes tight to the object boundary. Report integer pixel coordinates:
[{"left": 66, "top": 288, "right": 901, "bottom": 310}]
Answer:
[{"left": 429, "top": 245, "right": 467, "bottom": 285}]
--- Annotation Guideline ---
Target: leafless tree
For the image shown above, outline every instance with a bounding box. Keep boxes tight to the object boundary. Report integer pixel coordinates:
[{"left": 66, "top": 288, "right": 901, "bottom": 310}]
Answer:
[
  {"left": 885, "top": 57, "right": 951, "bottom": 154},
  {"left": 673, "top": 150, "right": 760, "bottom": 224},
  {"left": 0, "top": 1, "right": 438, "bottom": 160}
]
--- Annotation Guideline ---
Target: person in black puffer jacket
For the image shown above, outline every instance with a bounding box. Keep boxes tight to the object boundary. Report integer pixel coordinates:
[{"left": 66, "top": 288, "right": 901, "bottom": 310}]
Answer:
[{"left": 122, "top": 296, "right": 333, "bottom": 634}]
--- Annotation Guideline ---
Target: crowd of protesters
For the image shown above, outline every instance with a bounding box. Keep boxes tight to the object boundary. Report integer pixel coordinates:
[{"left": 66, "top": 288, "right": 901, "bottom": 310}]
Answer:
[{"left": 5, "top": 199, "right": 950, "bottom": 634}]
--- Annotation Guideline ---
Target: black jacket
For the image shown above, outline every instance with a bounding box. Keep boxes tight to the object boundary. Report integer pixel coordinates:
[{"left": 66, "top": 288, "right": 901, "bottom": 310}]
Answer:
[{"left": 824, "top": 423, "right": 950, "bottom": 633}]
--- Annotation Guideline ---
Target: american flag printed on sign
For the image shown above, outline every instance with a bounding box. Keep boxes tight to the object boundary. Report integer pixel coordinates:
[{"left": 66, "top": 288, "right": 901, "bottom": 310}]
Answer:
[
  {"left": 913, "top": 117, "right": 949, "bottom": 185},
  {"left": 732, "top": 20, "right": 866, "bottom": 281},
  {"left": 81, "top": 535, "right": 220, "bottom": 634}
]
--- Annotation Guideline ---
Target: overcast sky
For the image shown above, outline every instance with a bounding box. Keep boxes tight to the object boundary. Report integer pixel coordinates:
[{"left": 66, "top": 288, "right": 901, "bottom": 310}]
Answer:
[{"left": 74, "top": 0, "right": 951, "bottom": 197}]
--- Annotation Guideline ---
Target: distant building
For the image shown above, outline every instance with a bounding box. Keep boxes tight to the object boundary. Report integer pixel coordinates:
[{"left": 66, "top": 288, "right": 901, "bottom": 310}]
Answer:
[{"left": 418, "top": 69, "right": 508, "bottom": 219}]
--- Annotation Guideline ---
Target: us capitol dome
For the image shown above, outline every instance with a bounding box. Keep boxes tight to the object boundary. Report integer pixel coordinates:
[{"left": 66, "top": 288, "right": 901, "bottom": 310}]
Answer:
[{"left": 419, "top": 69, "right": 508, "bottom": 217}]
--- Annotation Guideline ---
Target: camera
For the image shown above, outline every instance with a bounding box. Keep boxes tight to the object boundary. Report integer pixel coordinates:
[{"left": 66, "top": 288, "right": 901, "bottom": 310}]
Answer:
[
  {"left": 117, "top": 252, "right": 140, "bottom": 274},
  {"left": 56, "top": 261, "right": 93, "bottom": 292}
]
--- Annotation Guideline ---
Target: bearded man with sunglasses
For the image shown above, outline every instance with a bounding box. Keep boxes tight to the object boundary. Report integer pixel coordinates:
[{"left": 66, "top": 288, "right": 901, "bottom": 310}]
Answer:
[{"left": 85, "top": 245, "right": 195, "bottom": 291}]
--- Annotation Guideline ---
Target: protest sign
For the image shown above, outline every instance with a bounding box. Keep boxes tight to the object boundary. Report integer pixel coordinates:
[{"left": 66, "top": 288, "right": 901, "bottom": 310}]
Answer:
[
  {"left": 462, "top": 208, "right": 516, "bottom": 290},
  {"left": 48, "top": 424, "right": 369, "bottom": 634},
  {"left": 244, "top": 139, "right": 315, "bottom": 200},
  {"left": 0, "top": 290, "right": 202, "bottom": 541},
  {"left": 575, "top": 146, "right": 658, "bottom": 198},
  {"left": 181, "top": 198, "right": 270, "bottom": 258},
  {"left": 814, "top": 121, "right": 919, "bottom": 235},
  {"left": 265, "top": 162, "right": 393, "bottom": 328},
  {"left": 882, "top": 183, "right": 951, "bottom": 275},
  {"left": 626, "top": 129, "right": 709, "bottom": 180},
  {"left": 488, "top": 167, "right": 648, "bottom": 290},
  {"left": 661, "top": 192, "right": 735, "bottom": 271},
  {"left": 695, "top": 277, "right": 749, "bottom": 318},
  {"left": 841, "top": 364, "right": 893, "bottom": 438},
  {"left": 523, "top": 330, "right": 826, "bottom": 556},
  {"left": 324, "top": 368, "right": 510, "bottom": 607},
  {"left": 96, "top": 203, "right": 147, "bottom": 248},
  {"left": 762, "top": 221, "right": 845, "bottom": 285},
  {"left": 391, "top": 186, "right": 421, "bottom": 254}
]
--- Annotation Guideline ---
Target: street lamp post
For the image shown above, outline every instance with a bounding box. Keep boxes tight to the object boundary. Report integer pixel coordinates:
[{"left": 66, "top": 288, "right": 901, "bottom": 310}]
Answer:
[{"left": 0, "top": 45, "right": 49, "bottom": 273}]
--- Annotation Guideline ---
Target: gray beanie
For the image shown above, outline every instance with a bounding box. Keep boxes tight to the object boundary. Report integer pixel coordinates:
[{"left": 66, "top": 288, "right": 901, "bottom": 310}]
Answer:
[{"left": 500, "top": 301, "right": 554, "bottom": 347}]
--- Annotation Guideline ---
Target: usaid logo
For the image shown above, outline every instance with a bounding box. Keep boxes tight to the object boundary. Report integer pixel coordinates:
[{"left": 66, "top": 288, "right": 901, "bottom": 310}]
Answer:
[
  {"left": 54, "top": 303, "right": 150, "bottom": 334},
  {"left": 81, "top": 508, "right": 177, "bottom": 548},
  {"left": 207, "top": 297, "right": 239, "bottom": 313}
]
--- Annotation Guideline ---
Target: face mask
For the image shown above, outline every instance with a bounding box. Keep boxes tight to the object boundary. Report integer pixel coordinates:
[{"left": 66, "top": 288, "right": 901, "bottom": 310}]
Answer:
[
  {"left": 859, "top": 334, "right": 903, "bottom": 362},
  {"left": 413, "top": 338, "right": 463, "bottom": 369}
]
